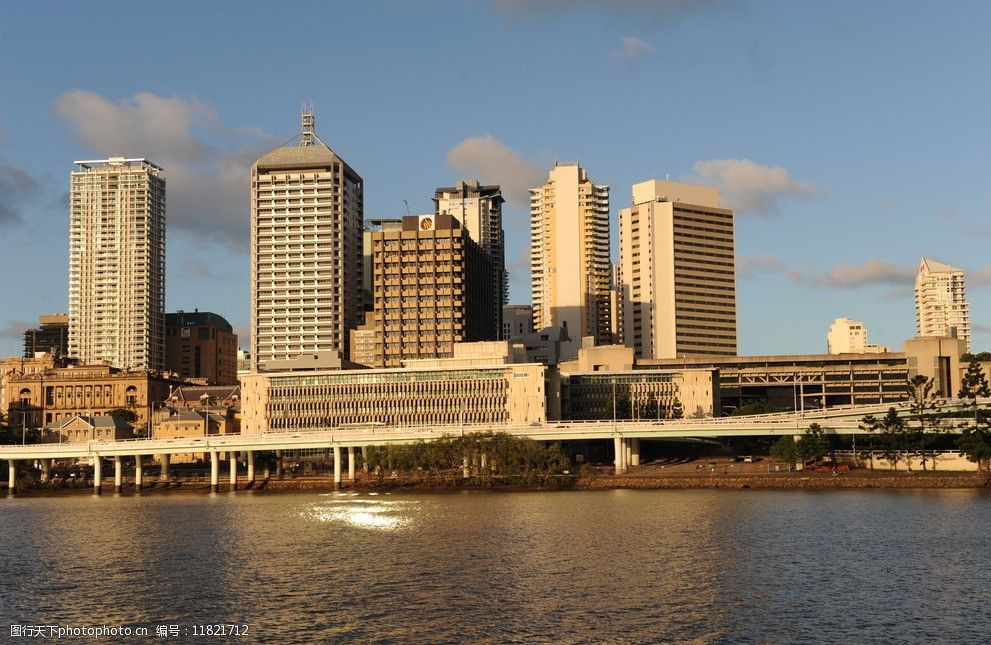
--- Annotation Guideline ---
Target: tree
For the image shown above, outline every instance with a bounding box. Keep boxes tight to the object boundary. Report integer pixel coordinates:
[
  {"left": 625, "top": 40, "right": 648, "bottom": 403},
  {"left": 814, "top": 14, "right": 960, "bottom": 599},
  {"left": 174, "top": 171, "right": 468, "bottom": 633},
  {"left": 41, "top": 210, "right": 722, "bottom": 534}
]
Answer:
[
  {"left": 731, "top": 403, "right": 787, "bottom": 416},
  {"left": 875, "top": 407, "right": 906, "bottom": 471},
  {"left": 858, "top": 414, "right": 879, "bottom": 470},
  {"left": 800, "top": 423, "right": 832, "bottom": 467},
  {"left": 957, "top": 360, "right": 991, "bottom": 471},
  {"left": 108, "top": 408, "right": 138, "bottom": 424},
  {"left": 770, "top": 435, "right": 800, "bottom": 467},
  {"left": 905, "top": 375, "right": 947, "bottom": 471},
  {"left": 670, "top": 399, "right": 684, "bottom": 419}
]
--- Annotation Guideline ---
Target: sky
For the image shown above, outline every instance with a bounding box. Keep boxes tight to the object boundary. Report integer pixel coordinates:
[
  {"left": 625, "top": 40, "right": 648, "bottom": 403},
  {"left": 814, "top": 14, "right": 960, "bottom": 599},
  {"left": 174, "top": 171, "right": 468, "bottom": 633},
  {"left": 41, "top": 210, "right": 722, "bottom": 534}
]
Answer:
[{"left": 1, "top": 0, "right": 989, "bottom": 357}]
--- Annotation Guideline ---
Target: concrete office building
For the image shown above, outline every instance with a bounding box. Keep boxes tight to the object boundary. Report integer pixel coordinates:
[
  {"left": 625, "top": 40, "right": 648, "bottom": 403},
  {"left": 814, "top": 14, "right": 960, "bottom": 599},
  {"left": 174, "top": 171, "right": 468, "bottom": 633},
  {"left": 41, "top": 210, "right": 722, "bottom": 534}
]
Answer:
[
  {"left": 915, "top": 257, "right": 970, "bottom": 352},
  {"left": 619, "top": 180, "right": 737, "bottom": 359},
  {"left": 435, "top": 180, "right": 506, "bottom": 330},
  {"left": 502, "top": 304, "right": 534, "bottom": 340},
  {"left": 827, "top": 317, "right": 889, "bottom": 354},
  {"left": 240, "top": 345, "right": 547, "bottom": 434},
  {"left": 68, "top": 158, "right": 166, "bottom": 370},
  {"left": 250, "top": 111, "right": 363, "bottom": 370},
  {"left": 529, "top": 163, "right": 611, "bottom": 344},
  {"left": 639, "top": 336, "right": 966, "bottom": 411},
  {"left": 165, "top": 311, "right": 239, "bottom": 385},
  {"left": 353, "top": 213, "right": 497, "bottom": 368},
  {"left": 23, "top": 314, "right": 69, "bottom": 359}
]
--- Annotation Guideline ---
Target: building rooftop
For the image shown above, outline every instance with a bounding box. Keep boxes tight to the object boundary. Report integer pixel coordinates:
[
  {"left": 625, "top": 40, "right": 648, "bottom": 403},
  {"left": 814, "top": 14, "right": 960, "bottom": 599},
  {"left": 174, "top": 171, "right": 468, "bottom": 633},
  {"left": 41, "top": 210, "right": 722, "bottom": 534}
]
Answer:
[
  {"left": 165, "top": 310, "right": 234, "bottom": 334},
  {"left": 919, "top": 257, "right": 962, "bottom": 274}
]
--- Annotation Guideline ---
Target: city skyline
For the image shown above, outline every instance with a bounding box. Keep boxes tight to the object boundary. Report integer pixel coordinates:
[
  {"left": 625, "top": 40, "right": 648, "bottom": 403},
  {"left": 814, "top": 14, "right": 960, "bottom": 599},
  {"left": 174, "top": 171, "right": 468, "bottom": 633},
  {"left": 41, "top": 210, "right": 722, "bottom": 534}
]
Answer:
[{"left": 2, "top": 1, "right": 990, "bottom": 357}]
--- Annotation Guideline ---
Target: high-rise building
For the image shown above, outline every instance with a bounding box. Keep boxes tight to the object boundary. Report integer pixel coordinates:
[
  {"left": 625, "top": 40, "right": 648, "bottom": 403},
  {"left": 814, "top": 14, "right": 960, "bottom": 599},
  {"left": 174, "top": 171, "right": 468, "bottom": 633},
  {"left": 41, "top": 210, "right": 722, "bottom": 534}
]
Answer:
[
  {"left": 250, "top": 111, "right": 363, "bottom": 370},
  {"left": 353, "top": 213, "right": 496, "bottom": 368},
  {"left": 826, "top": 317, "right": 889, "bottom": 354},
  {"left": 915, "top": 257, "right": 970, "bottom": 351},
  {"left": 165, "top": 311, "right": 239, "bottom": 384},
  {"left": 529, "top": 163, "right": 611, "bottom": 344},
  {"left": 68, "top": 158, "right": 166, "bottom": 370},
  {"left": 502, "top": 304, "right": 534, "bottom": 340},
  {"left": 434, "top": 180, "right": 506, "bottom": 331},
  {"left": 619, "top": 179, "right": 737, "bottom": 359},
  {"left": 23, "top": 314, "right": 69, "bottom": 359}
]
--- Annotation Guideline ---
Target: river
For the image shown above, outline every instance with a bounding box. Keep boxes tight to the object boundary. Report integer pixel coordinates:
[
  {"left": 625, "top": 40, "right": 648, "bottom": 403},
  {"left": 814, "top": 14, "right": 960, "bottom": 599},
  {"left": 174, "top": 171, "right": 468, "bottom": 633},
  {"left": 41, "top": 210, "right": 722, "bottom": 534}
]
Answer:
[{"left": 1, "top": 489, "right": 989, "bottom": 643}]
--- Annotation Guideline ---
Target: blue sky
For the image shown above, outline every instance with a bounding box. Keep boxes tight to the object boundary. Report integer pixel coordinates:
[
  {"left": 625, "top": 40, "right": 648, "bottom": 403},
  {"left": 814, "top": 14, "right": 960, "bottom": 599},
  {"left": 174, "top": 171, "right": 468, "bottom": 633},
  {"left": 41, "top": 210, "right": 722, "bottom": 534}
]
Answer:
[{"left": 1, "top": 0, "right": 989, "bottom": 356}]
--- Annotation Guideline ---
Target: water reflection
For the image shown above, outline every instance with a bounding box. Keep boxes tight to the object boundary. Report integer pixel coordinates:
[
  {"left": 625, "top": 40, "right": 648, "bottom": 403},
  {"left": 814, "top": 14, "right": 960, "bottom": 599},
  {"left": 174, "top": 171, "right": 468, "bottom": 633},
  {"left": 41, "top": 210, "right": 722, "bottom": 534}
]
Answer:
[
  {"left": 2, "top": 490, "right": 990, "bottom": 642},
  {"left": 304, "top": 498, "right": 420, "bottom": 530}
]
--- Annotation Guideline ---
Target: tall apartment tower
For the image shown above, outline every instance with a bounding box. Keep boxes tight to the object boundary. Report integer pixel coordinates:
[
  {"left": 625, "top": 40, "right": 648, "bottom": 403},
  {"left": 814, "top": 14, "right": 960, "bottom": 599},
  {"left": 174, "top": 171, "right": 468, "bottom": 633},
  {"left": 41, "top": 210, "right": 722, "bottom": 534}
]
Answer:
[
  {"left": 354, "top": 213, "right": 496, "bottom": 368},
  {"left": 68, "top": 158, "right": 166, "bottom": 370},
  {"left": 826, "top": 318, "right": 889, "bottom": 354},
  {"left": 619, "top": 179, "right": 737, "bottom": 359},
  {"left": 827, "top": 318, "right": 868, "bottom": 354},
  {"left": 434, "top": 180, "right": 506, "bottom": 331},
  {"left": 23, "top": 314, "right": 70, "bottom": 359},
  {"left": 915, "top": 257, "right": 970, "bottom": 351},
  {"left": 529, "top": 163, "right": 611, "bottom": 344},
  {"left": 250, "top": 112, "right": 363, "bottom": 370}
]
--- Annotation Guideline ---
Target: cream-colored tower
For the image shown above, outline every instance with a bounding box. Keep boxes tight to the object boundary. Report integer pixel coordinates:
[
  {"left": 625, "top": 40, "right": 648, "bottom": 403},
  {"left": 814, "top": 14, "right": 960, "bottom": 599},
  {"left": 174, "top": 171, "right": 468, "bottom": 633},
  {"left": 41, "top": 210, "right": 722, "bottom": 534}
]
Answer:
[
  {"left": 250, "top": 112, "right": 363, "bottom": 370},
  {"left": 529, "top": 163, "right": 611, "bottom": 344},
  {"left": 915, "top": 257, "right": 970, "bottom": 351},
  {"left": 619, "top": 180, "right": 736, "bottom": 359},
  {"left": 827, "top": 318, "right": 867, "bottom": 354},
  {"left": 434, "top": 179, "right": 506, "bottom": 330},
  {"left": 68, "top": 158, "right": 166, "bottom": 370}
]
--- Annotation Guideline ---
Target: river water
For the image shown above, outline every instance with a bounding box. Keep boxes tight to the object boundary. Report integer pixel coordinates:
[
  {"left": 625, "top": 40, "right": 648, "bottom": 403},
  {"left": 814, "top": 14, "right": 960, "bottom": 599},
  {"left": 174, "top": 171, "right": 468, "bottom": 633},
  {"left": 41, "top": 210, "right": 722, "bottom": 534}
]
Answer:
[{"left": 1, "top": 489, "right": 989, "bottom": 643}]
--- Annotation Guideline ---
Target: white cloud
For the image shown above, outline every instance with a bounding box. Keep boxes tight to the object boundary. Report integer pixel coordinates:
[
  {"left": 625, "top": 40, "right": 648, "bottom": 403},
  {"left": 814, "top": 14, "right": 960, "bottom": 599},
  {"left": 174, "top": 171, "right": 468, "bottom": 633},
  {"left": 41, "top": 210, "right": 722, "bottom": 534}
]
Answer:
[
  {"left": 446, "top": 134, "right": 545, "bottom": 208},
  {"left": 692, "top": 158, "right": 820, "bottom": 215},
  {"left": 785, "top": 258, "right": 916, "bottom": 289},
  {"left": 971, "top": 265, "right": 991, "bottom": 287},
  {"left": 737, "top": 253, "right": 782, "bottom": 279},
  {"left": 55, "top": 90, "right": 277, "bottom": 249},
  {"left": 611, "top": 36, "right": 654, "bottom": 67},
  {"left": 494, "top": 0, "right": 740, "bottom": 24},
  {"left": 0, "top": 159, "right": 42, "bottom": 226}
]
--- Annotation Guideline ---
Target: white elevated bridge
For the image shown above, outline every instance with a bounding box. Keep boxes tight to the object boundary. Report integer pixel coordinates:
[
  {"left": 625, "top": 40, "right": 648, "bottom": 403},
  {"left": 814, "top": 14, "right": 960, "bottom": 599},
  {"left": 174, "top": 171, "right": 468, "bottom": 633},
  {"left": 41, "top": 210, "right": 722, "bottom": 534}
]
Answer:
[{"left": 3, "top": 399, "right": 988, "bottom": 495}]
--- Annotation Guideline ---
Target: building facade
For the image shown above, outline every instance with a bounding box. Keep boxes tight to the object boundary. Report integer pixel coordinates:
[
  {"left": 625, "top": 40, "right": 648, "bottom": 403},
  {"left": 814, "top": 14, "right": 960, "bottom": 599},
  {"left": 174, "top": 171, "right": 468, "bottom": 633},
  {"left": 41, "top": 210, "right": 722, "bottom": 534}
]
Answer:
[
  {"left": 23, "top": 314, "right": 69, "bottom": 359},
  {"left": 639, "top": 336, "right": 965, "bottom": 411},
  {"left": 434, "top": 180, "right": 506, "bottom": 331},
  {"left": 165, "top": 311, "right": 238, "bottom": 384},
  {"left": 251, "top": 112, "right": 363, "bottom": 369},
  {"left": 826, "top": 317, "right": 889, "bottom": 354},
  {"left": 240, "top": 360, "right": 546, "bottom": 434},
  {"left": 619, "top": 180, "right": 737, "bottom": 359},
  {"left": 68, "top": 158, "right": 166, "bottom": 370},
  {"left": 529, "top": 163, "right": 611, "bottom": 344},
  {"left": 502, "top": 304, "right": 534, "bottom": 340},
  {"left": 915, "top": 257, "right": 970, "bottom": 352},
  {"left": 353, "top": 213, "right": 497, "bottom": 368},
  {"left": 2, "top": 365, "right": 187, "bottom": 430}
]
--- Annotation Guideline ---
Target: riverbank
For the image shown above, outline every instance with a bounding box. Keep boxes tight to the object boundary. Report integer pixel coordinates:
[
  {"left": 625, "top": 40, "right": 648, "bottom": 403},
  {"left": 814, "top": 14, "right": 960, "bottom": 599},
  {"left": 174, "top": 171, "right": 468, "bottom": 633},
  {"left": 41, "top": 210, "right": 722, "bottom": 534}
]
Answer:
[{"left": 7, "top": 469, "right": 991, "bottom": 496}]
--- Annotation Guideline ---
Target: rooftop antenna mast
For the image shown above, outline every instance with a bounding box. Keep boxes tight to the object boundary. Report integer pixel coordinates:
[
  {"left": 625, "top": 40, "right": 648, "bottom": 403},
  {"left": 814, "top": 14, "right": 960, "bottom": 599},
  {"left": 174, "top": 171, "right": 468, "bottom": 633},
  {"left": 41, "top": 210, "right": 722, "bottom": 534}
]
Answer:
[
  {"left": 300, "top": 101, "right": 316, "bottom": 146},
  {"left": 403, "top": 200, "right": 411, "bottom": 217}
]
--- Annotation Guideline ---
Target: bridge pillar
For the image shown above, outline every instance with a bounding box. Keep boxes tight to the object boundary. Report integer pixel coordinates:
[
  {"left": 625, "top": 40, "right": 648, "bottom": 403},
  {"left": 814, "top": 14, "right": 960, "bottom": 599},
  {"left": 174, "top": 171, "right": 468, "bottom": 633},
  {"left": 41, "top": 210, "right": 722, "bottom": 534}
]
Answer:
[
  {"left": 40, "top": 459, "right": 51, "bottom": 484},
  {"left": 93, "top": 457, "right": 102, "bottom": 496},
  {"left": 7, "top": 459, "right": 14, "bottom": 495},
  {"left": 631, "top": 438, "right": 640, "bottom": 467},
  {"left": 229, "top": 453, "right": 237, "bottom": 492},
  {"left": 135, "top": 456, "right": 143, "bottom": 492},
  {"left": 114, "top": 456, "right": 123, "bottom": 495},
  {"left": 614, "top": 437, "right": 624, "bottom": 475},
  {"left": 210, "top": 451, "right": 219, "bottom": 493},
  {"left": 246, "top": 451, "right": 255, "bottom": 484},
  {"left": 159, "top": 454, "right": 170, "bottom": 483},
  {"left": 333, "top": 446, "right": 342, "bottom": 489},
  {"left": 361, "top": 446, "right": 368, "bottom": 473},
  {"left": 347, "top": 447, "right": 355, "bottom": 481}
]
